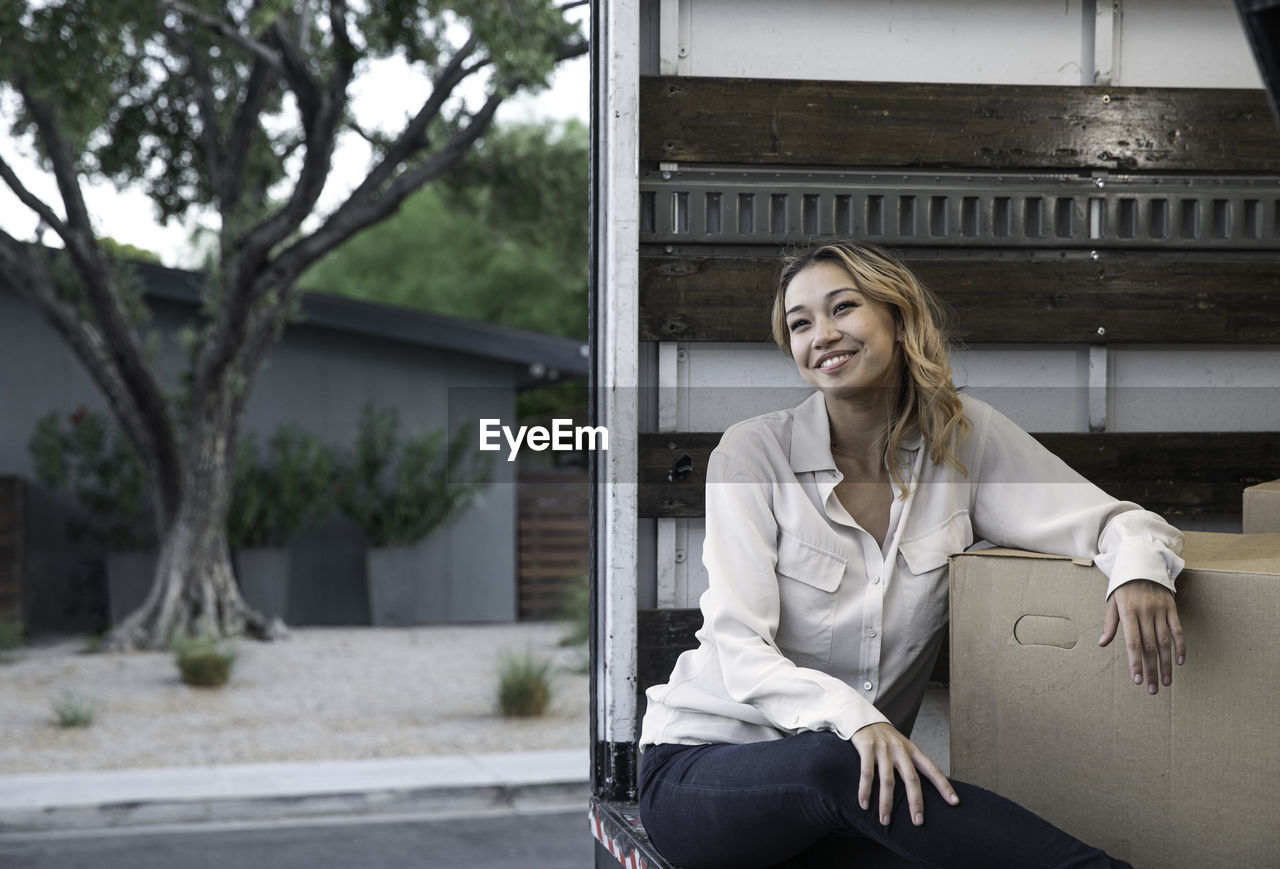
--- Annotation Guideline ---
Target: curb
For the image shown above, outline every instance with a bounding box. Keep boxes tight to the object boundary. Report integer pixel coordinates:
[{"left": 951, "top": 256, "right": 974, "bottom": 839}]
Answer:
[{"left": 0, "top": 750, "right": 588, "bottom": 834}]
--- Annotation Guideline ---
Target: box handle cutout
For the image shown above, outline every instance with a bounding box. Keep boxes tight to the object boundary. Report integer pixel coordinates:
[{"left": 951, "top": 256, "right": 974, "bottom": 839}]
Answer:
[{"left": 1013, "top": 614, "right": 1077, "bottom": 649}]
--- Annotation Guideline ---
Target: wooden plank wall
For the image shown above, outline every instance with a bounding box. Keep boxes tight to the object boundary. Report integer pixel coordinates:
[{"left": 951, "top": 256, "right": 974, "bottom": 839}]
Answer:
[
  {"left": 518, "top": 471, "right": 589, "bottom": 620},
  {"left": 638, "top": 76, "right": 1280, "bottom": 525}
]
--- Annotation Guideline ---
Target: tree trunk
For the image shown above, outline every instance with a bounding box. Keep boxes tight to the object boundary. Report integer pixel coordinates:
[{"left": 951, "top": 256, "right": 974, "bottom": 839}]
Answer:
[{"left": 104, "top": 403, "right": 280, "bottom": 651}]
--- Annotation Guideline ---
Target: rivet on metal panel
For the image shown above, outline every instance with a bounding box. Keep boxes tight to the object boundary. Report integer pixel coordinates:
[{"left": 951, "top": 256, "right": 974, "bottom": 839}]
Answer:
[
  {"left": 1101, "top": 94, "right": 1111, "bottom": 104},
  {"left": 666, "top": 442, "right": 676, "bottom": 450},
  {"left": 1096, "top": 326, "right": 1107, "bottom": 337},
  {"left": 677, "top": 45, "right": 688, "bottom": 58},
  {"left": 1094, "top": 178, "right": 1106, "bottom": 188},
  {"left": 676, "top": 349, "right": 688, "bottom": 363},
  {"left": 664, "top": 245, "right": 673, "bottom": 254},
  {"left": 661, "top": 172, "right": 672, "bottom": 181},
  {"left": 1090, "top": 250, "right": 1100, "bottom": 260},
  {"left": 674, "top": 550, "right": 686, "bottom": 564}
]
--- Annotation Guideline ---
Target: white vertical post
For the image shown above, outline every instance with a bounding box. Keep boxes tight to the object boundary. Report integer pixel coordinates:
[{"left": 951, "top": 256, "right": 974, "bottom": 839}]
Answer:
[
  {"left": 596, "top": 0, "right": 641, "bottom": 754},
  {"left": 1089, "top": 344, "right": 1110, "bottom": 433},
  {"left": 656, "top": 342, "right": 679, "bottom": 608}
]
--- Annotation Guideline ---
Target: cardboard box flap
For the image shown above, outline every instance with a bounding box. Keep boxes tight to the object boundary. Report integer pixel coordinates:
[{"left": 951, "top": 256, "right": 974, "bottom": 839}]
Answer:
[
  {"left": 1245, "top": 479, "right": 1280, "bottom": 495},
  {"left": 951, "top": 547, "right": 1093, "bottom": 568},
  {"left": 951, "top": 532, "right": 1280, "bottom": 575},
  {"left": 1180, "top": 530, "right": 1280, "bottom": 573}
]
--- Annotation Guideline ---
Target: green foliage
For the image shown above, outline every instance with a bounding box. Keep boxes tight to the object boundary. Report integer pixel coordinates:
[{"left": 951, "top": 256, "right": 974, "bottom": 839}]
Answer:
[
  {"left": 28, "top": 408, "right": 154, "bottom": 550},
  {"left": 0, "top": 1, "right": 584, "bottom": 223},
  {"left": 496, "top": 650, "right": 553, "bottom": 718},
  {"left": 172, "top": 633, "right": 237, "bottom": 688},
  {"left": 51, "top": 688, "right": 97, "bottom": 728},
  {"left": 336, "top": 405, "right": 491, "bottom": 547},
  {"left": 557, "top": 575, "right": 590, "bottom": 648},
  {"left": 0, "top": 619, "right": 22, "bottom": 655},
  {"left": 304, "top": 120, "right": 588, "bottom": 341},
  {"left": 229, "top": 426, "right": 336, "bottom": 549}
]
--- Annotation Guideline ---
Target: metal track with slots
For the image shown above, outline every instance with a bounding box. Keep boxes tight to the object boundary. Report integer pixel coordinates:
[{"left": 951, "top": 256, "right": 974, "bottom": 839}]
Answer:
[{"left": 640, "top": 167, "right": 1280, "bottom": 250}]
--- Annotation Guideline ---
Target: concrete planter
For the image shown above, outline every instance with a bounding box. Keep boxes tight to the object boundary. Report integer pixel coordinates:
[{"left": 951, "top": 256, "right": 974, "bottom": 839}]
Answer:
[
  {"left": 366, "top": 536, "right": 447, "bottom": 626},
  {"left": 235, "top": 547, "right": 292, "bottom": 622},
  {"left": 105, "top": 550, "right": 158, "bottom": 626}
]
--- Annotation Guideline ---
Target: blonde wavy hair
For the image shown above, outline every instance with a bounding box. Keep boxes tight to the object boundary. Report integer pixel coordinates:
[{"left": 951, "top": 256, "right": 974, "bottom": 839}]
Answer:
[{"left": 771, "top": 242, "right": 971, "bottom": 493}]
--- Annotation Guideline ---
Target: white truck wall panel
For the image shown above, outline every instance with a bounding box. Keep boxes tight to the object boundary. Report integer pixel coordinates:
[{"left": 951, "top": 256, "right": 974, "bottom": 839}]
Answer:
[
  {"left": 1114, "top": 0, "right": 1263, "bottom": 87},
  {"left": 676, "top": 0, "right": 1087, "bottom": 84}
]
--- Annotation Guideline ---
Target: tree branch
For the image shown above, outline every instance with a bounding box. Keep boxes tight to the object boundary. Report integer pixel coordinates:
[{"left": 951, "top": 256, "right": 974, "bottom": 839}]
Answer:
[
  {"left": 0, "top": 153, "right": 69, "bottom": 239},
  {"left": 158, "top": 0, "right": 283, "bottom": 73},
  {"left": 341, "top": 35, "right": 481, "bottom": 211},
  {"left": 221, "top": 56, "right": 280, "bottom": 213},
  {"left": 0, "top": 232, "right": 180, "bottom": 525},
  {"left": 267, "top": 17, "right": 321, "bottom": 129},
  {"left": 201, "top": 1, "right": 357, "bottom": 403},
  {"left": 557, "top": 0, "right": 590, "bottom": 10},
  {"left": 16, "top": 84, "right": 184, "bottom": 523},
  {"left": 269, "top": 85, "right": 506, "bottom": 286}
]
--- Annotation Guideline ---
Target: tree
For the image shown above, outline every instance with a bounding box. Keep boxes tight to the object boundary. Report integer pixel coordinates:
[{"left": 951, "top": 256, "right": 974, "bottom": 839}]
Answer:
[
  {"left": 304, "top": 118, "right": 588, "bottom": 340},
  {"left": 0, "top": 0, "right": 587, "bottom": 650}
]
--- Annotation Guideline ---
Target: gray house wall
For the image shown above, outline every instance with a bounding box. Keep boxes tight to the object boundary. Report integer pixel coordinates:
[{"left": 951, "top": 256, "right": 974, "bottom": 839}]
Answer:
[{"left": 1, "top": 270, "right": 575, "bottom": 634}]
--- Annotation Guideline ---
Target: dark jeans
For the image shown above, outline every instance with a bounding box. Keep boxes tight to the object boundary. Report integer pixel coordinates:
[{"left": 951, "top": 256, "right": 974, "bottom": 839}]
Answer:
[{"left": 638, "top": 732, "right": 1132, "bottom": 869}]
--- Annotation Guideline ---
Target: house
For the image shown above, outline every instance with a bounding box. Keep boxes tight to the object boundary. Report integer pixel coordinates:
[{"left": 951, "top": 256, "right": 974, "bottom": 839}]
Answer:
[{"left": 0, "top": 258, "right": 588, "bottom": 635}]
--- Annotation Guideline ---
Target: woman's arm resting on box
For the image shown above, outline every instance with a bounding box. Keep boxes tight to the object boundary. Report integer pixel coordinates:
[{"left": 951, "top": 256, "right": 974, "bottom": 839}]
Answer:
[{"left": 1099, "top": 578, "right": 1186, "bottom": 695}]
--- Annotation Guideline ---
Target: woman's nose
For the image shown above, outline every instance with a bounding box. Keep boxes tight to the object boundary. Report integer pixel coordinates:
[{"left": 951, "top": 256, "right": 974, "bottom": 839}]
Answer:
[{"left": 814, "top": 317, "right": 840, "bottom": 344}]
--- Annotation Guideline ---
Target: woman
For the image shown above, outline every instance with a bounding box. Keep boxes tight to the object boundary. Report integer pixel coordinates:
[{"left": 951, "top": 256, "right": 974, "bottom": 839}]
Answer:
[{"left": 637, "top": 242, "right": 1185, "bottom": 869}]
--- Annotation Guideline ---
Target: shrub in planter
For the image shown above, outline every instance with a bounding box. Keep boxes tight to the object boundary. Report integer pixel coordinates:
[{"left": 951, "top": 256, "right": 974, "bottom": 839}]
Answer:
[
  {"left": 172, "top": 633, "right": 237, "bottom": 688},
  {"left": 28, "top": 408, "right": 154, "bottom": 550},
  {"left": 228, "top": 427, "right": 336, "bottom": 620},
  {"left": 336, "top": 405, "right": 491, "bottom": 625},
  {"left": 29, "top": 409, "right": 157, "bottom": 623}
]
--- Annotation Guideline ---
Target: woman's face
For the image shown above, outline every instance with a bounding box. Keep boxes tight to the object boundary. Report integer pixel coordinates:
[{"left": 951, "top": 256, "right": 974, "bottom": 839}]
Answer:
[{"left": 783, "top": 261, "right": 902, "bottom": 398}]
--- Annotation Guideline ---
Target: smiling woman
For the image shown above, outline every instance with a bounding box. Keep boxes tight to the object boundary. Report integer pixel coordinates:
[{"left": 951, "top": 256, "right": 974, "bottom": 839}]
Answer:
[{"left": 635, "top": 241, "right": 1185, "bottom": 869}]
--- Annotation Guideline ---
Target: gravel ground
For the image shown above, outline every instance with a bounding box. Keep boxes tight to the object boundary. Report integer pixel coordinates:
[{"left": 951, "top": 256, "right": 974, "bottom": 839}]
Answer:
[{"left": 0, "top": 623, "right": 589, "bottom": 775}]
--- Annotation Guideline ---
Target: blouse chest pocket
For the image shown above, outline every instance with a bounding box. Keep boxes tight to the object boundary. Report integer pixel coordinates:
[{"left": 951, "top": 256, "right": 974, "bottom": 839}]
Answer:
[
  {"left": 773, "top": 532, "right": 847, "bottom": 667},
  {"left": 896, "top": 511, "right": 973, "bottom": 648}
]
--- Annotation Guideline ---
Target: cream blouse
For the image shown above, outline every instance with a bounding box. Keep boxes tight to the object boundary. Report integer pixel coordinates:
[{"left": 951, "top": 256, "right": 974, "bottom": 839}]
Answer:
[{"left": 639, "top": 392, "right": 1184, "bottom": 749}]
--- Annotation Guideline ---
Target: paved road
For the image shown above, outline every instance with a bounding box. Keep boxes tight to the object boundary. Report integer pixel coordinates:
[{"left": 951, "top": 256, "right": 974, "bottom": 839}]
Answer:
[{"left": 0, "top": 807, "right": 594, "bottom": 869}]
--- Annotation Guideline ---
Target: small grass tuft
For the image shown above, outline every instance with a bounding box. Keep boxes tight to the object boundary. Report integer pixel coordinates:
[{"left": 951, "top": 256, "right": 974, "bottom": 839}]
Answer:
[
  {"left": 51, "top": 689, "right": 97, "bottom": 728},
  {"left": 497, "top": 650, "right": 554, "bottom": 718},
  {"left": 172, "top": 634, "right": 238, "bottom": 688}
]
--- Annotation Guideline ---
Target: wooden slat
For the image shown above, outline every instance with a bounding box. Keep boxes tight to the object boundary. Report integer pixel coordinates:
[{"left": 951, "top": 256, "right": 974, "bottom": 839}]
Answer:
[
  {"left": 518, "top": 472, "right": 589, "bottom": 621},
  {"left": 640, "top": 254, "right": 1280, "bottom": 344},
  {"left": 640, "top": 76, "right": 1280, "bottom": 172},
  {"left": 639, "top": 431, "right": 1280, "bottom": 519},
  {"left": 637, "top": 608, "right": 706, "bottom": 696}
]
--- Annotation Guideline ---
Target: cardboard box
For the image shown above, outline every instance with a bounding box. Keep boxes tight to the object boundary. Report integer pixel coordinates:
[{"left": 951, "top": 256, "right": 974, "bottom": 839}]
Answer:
[
  {"left": 1243, "top": 480, "right": 1280, "bottom": 533},
  {"left": 949, "top": 532, "right": 1280, "bottom": 869}
]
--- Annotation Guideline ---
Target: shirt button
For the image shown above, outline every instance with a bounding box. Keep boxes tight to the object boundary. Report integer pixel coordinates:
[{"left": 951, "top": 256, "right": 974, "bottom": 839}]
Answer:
[
  {"left": 870, "top": 574, "right": 881, "bottom": 585},
  {"left": 867, "top": 629, "right": 877, "bottom": 638},
  {"left": 863, "top": 681, "right": 873, "bottom": 691}
]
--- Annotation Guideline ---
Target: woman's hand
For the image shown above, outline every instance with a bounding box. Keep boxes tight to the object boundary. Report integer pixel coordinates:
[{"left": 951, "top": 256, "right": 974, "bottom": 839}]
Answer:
[
  {"left": 851, "top": 722, "right": 959, "bottom": 827},
  {"left": 1098, "top": 578, "right": 1186, "bottom": 694}
]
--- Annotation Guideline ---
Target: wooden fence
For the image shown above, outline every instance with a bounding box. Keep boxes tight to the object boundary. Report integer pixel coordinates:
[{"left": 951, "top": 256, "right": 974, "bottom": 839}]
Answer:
[{"left": 518, "top": 471, "right": 589, "bottom": 621}]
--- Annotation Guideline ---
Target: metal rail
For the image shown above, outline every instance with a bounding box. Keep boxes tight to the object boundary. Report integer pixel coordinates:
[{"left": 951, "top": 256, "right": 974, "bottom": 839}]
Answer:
[{"left": 641, "top": 166, "right": 1280, "bottom": 250}]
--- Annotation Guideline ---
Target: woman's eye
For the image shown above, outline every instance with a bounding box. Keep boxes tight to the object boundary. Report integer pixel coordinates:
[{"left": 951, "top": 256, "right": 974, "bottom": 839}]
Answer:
[
  {"left": 788, "top": 319, "right": 808, "bottom": 332},
  {"left": 834, "top": 300, "right": 858, "bottom": 314}
]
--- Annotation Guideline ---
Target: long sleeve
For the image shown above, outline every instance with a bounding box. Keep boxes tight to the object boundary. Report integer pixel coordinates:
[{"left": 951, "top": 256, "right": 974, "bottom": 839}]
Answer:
[
  {"left": 967, "top": 401, "right": 1184, "bottom": 599},
  {"left": 700, "top": 448, "right": 890, "bottom": 739}
]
